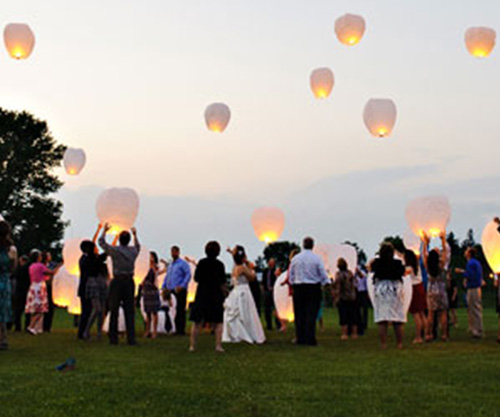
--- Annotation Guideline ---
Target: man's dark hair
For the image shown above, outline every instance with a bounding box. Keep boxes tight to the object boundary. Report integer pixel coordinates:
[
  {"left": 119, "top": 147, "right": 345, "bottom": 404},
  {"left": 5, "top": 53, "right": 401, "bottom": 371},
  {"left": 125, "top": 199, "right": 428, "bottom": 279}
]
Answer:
[
  {"left": 119, "top": 231, "right": 131, "bottom": 246},
  {"left": 303, "top": 237, "right": 314, "bottom": 250},
  {"left": 468, "top": 247, "right": 477, "bottom": 258},
  {"left": 80, "top": 240, "right": 95, "bottom": 255},
  {"left": 205, "top": 241, "right": 221, "bottom": 258},
  {"left": 171, "top": 245, "right": 180, "bottom": 252}
]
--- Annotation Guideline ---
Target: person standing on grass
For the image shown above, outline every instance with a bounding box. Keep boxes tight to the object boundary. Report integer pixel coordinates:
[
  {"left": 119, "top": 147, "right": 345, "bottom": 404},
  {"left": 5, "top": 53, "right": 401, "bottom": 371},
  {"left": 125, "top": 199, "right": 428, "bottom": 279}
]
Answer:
[
  {"left": 369, "top": 242, "right": 406, "bottom": 349},
  {"left": 289, "top": 237, "right": 330, "bottom": 346},
  {"left": 13, "top": 254, "right": 30, "bottom": 332},
  {"left": 262, "top": 258, "right": 281, "bottom": 331},
  {"left": 421, "top": 232, "right": 449, "bottom": 342},
  {"left": 355, "top": 267, "right": 369, "bottom": 336},
  {"left": 447, "top": 271, "right": 459, "bottom": 329},
  {"left": 189, "top": 241, "right": 227, "bottom": 352},
  {"left": 142, "top": 251, "right": 166, "bottom": 339},
  {"left": 162, "top": 246, "right": 191, "bottom": 336},
  {"left": 332, "top": 258, "right": 359, "bottom": 341},
  {"left": 405, "top": 249, "right": 427, "bottom": 344},
  {"left": 0, "top": 221, "right": 16, "bottom": 350},
  {"left": 99, "top": 224, "right": 140, "bottom": 345},
  {"left": 455, "top": 247, "right": 484, "bottom": 339},
  {"left": 25, "top": 250, "right": 59, "bottom": 335},
  {"left": 42, "top": 251, "right": 56, "bottom": 333}
]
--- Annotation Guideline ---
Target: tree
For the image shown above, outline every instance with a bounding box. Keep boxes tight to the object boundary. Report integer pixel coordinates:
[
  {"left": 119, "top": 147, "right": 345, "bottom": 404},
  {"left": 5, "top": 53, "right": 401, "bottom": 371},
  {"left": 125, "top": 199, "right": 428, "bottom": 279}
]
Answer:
[
  {"left": 260, "top": 241, "right": 300, "bottom": 272},
  {"left": 382, "top": 235, "right": 405, "bottom": 253},
  {"left": 0, "top": 108, "right": 67, "bottom": 254},
  {"left": 343, "top": 241, "right": 367, "bottom": 266}
]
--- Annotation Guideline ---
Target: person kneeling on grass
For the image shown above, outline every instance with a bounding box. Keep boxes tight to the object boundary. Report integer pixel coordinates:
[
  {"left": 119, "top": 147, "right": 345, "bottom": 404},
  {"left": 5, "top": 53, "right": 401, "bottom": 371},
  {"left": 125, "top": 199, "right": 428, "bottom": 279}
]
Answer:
[{"left": 332, "top": 258, "right": 359, "bottom": 341}]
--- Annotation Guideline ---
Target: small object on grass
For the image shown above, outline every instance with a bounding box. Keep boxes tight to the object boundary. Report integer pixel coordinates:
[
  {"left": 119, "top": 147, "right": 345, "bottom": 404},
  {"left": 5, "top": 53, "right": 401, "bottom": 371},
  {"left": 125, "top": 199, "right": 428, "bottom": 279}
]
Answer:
[{"left": 56, "top": 357, "right": 76, "bottom": 372}]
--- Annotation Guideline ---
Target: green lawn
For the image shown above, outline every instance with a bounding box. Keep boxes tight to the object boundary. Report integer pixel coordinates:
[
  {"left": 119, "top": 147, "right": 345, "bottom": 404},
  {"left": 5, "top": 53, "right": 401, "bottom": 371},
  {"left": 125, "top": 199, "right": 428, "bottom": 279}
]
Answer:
[{"left": 1, "top": 308, "right": 499, "bottom": 417}]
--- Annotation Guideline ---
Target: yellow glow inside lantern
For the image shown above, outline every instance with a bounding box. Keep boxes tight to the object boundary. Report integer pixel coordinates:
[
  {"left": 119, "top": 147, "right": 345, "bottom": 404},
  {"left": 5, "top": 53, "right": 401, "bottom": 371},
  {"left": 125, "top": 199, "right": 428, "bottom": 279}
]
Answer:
[
  {"left": 208, "top": 122, "right": 222, "bottom": 133},
  {"left": 472, "top": 48, "right": 489, "bottom": 58},
  {"left": 377, "top": 127, "right": 388, "bottom": 137},
  {"left": 314, "top": 89, "right": 328, "bottom": 99},
  {"left": 261, "top": 232, "right": 279, "bottom": 244}
]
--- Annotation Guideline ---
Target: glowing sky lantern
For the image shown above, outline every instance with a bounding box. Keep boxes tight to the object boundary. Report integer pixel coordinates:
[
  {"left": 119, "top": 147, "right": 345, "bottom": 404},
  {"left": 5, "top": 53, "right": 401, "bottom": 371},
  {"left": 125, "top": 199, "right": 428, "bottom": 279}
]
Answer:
[
  {"left": 465, "top": 27, "right": 496, "bottom": 58},
  {"left": 67, "top": 293, "right": 81, "bottom": 315},
  {"left": 52, "top": 266, "right": 79, "bottom": 308},
  {"left": 273, "top": 272, "right": 294, "bottom": 322},
  {"left": 63, "top": 148, "right": 86, "bottom": 176},
  {"left": 204, "top": 103, "right": 231, "bottom": 133},
  {"left": 3, "top": 23, "right": 35, "bottom": 60},
  {"left": 363, "top": 98, "right": 397, "bottom": 138},
  {"left": 62, "top": 238, "right": 84, "bottom": 276},
  {"left": 405, "top": 195, "right": 451, "bottom": 239},
  {"left": 481, "top": 220, "right": 500, "bottom": 273},
  {"left": 133, "top": 246, "right": 150, "bottom": 288},
  {"left": 315, "top": 243, "right": 357, "bottom": 277},
  {"left": 185, "top": 258, "right": 198, "bottom": 305},
  {"left": 334, "top": 13, "right": 366, "bottom": 46},
  {"left": 251, "top": 207, "right": 285, "bottom": 244},
  {"left": 403, "top": 230, "right": 421, "bottom": 256},
  {"left": 96, "top": 187, "right": 140, "bottom": 235},
  {"left": 310, "top": 68, "right": 335, "bottom": 99}
]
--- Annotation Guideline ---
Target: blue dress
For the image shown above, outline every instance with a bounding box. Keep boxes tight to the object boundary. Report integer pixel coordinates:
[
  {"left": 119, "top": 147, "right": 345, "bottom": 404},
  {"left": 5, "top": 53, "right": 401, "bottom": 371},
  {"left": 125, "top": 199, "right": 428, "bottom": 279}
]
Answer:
[{"left": 0, "top": 249, "right": 12, "bottom": 323}]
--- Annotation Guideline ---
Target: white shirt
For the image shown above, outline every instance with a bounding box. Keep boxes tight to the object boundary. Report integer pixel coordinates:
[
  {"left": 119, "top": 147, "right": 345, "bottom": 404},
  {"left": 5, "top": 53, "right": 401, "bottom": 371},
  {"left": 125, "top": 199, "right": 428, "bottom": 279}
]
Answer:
[
  {"left": 406, "top": 267, "right": 422, "bottom": 285},
  {"left": 289, "top": 250, "right": 330, "bottom": 285}
]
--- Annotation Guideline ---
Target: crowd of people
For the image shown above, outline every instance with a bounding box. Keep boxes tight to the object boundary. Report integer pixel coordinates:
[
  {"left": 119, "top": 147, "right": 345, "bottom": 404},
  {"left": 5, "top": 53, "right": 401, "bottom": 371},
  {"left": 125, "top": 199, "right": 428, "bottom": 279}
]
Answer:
[{"left": 0, "top": 218, "right": 499, "bottom": 352}]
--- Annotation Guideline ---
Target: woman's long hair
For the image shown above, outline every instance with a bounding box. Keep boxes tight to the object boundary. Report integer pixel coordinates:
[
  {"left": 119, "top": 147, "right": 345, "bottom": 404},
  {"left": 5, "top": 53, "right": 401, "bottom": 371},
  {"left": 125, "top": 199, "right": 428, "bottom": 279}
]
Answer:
[
  {"left": 404, "top": 249, "right": 419, "bottom": 275},
  {"left": 233, "top": 245, "right": 246, "bottom": 265},
  {"left": 0, "top": 221, "right": 13, "bottom": 250},
  {"left": 427, "top": 249, "right": 441, "bottom": 277}
]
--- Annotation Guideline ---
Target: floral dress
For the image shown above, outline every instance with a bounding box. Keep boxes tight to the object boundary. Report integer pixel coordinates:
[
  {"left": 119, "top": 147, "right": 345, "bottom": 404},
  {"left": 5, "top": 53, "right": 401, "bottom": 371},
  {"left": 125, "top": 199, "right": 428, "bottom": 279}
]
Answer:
[{"left": 0, "top": 249, "right": 12, "bottom": 323}]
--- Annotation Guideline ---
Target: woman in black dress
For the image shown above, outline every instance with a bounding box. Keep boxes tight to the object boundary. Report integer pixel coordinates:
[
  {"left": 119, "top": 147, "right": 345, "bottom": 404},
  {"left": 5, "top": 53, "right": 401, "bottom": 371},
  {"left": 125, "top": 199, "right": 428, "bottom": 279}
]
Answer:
[{"left": 189, "top": 241, "right": 226, "bottom": 352}]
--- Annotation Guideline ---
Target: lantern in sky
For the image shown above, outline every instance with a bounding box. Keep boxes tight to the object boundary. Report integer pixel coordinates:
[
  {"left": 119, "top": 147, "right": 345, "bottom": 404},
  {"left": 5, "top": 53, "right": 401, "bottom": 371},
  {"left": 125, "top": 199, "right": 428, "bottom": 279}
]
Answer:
[
  {"left": 133, "top": 246, "right": 150, "bottom": 288},
  {"left": 52, "top": 266, "right": 79, "bottom": 308},
  {"left": 465, "top": 27, "right": 496, "bottom": 58},
  {"left": 310, "top": 68, "right": 335, "bottom": 99},
  {"left": 205, "top": 103, "right": 231, "bottom": 133},
  {"left": 403, "top": 230, "right": 421, "bottom": 256},
  {"left": 62, "top": 238, "right": 84, "bottom": 276},
  {"left": 334, "top": 14, "right": 366, "bottom": 46},
  {"left": 63, "top": 148, "right": 86, "bottom": 176},
  {"left": 363, "top": 98, "right": 397, "bottom": 138},
  {"left": 405, "top": 195, "right": 451, "bottom": 239},
  {"left": 481, "top": 220, "right": 500, "bottom": 273},
  {"left": 273, "top": 272, "right": 294, "bottom": 322},
  {"left": 251, "top": 207, "right": 285, "bottom": 244},
  {"left": 4, "top": 23, "right": 35, "bottom": 60},
  {"left": 96, "top": 187, "right": 140, "bottom": 235}
]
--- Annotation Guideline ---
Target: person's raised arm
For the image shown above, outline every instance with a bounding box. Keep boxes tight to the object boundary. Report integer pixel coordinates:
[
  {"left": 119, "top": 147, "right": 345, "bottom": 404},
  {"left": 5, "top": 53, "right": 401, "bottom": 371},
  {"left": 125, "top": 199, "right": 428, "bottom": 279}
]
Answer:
[
  {"left": 98, "top": 223, "right": 112, "bottom": 253},
  {"left": 92, "top": 224, "right": 103, "bottom": 244},
  {"left": 421, "top": 232, "right": 430, "bottom": 271},
  {"left": 131, "top": 227, "right": 140, "bottom": 251},
  {"left": 440, "top": 231, "right": 448, "bottom": 267}
]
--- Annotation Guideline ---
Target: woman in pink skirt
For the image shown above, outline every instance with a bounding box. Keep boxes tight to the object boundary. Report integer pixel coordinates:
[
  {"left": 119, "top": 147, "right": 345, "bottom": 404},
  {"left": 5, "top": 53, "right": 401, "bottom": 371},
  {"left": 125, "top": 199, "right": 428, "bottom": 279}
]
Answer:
[
  {"left": 25, "top": 250, "right": 59, "bottom": 335},
  {"left": 404, "top": 249, "right": 427, "bottom": 344}
]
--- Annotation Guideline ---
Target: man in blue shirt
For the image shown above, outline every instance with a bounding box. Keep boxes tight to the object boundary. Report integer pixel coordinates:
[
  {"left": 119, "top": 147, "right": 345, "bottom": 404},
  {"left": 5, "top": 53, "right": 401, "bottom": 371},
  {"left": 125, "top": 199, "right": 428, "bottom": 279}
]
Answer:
[
  {"left": 162, "top": 246, "right": 191, "bottom": 335},
  {"left": 456, "top": 247, "right": 484, "bottom": 338}
]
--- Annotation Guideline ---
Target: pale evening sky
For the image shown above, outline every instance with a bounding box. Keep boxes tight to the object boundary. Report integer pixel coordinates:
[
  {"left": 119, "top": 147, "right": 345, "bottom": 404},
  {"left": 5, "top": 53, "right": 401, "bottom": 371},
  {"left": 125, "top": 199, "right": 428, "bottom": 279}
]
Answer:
[{"left": 2, "top": 0, "right": 500, "bottom": 261}]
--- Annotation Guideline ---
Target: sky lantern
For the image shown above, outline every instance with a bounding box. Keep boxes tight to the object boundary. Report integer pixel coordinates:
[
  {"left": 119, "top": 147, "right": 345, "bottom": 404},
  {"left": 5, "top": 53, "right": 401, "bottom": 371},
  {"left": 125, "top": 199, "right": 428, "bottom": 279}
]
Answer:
[
  {"left": 67, "top": 293, "right": 81, "bottom": 315},
  {"left": 62, "top": 237, "right": 84, "bottom": 276},
  {"left": 3, "top": 23, "right": 35, "bottom": 60},
  {"left": 52, "top": 266, "right": 79, "bottom": 308},
  {"left": 274, "top": 272, "right": 294, "bottom": 322},
  {"left": 63, "top": 148, "right": 86, "bottom": 176},
  {"left": 310, "top": 68, "right": 335, "bottom": 99},
  {"left": 314, "top": 243, "right": 357, "bottom": 277},
  {"left": 481, "top": 220, "right": 500, "bottom": 273},
  {"left": 363, "top": 98, "right": 397, "bottom": 138},
  {"left": 185, "top": 258, "right": 198, "bottom": 305},
  {"left": 334, "top": 13, "right": 366, "bottom": 46},
  {"left": 251, "top": 207, "right": 285, "bottom": 244},
  {"left": 403, "top": 230, "right": 421, "bottom": 256},
  {"left": 405, "top": 195, "right": 451, "bottom": 239},
  {"left": 465, "top": 27, "right": 496, "bottom": 58},
  {"left": 133, "top": 246, "right": 150, "bottom": 288},
  {"left": 96, "top": 187, "right": 140, "bottom": 235},
  {"left": 205, "top": 103, "right": 231, "bottom": 133}
]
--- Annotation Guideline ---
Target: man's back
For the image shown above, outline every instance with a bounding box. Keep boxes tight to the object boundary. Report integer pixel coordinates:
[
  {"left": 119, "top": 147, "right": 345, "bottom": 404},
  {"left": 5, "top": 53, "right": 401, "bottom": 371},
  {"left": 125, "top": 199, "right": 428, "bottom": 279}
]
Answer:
[{"left": 290, "top": 250, "right": 328, "bottom": 285}]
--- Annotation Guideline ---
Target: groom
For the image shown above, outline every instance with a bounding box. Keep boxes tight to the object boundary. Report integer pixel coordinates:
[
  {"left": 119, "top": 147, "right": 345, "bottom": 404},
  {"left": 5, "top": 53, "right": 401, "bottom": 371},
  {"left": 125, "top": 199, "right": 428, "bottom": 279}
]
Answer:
[{"left": 289, "top": 237, "right": 329, "bottom": 346}]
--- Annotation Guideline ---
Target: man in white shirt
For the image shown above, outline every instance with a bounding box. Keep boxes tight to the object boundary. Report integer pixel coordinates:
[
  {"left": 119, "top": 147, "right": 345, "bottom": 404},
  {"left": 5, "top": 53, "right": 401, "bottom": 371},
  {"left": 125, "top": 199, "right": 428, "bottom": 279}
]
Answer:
[{"left": 289, "top": 237, "right": 330, "bottom": 346}]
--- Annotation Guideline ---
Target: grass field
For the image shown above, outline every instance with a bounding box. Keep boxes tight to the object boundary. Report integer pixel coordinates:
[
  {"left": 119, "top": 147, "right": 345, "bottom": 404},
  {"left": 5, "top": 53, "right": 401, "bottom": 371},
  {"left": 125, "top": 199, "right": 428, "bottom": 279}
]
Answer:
[{"left": 1, "top": 307, "right": 499, "bottom": 417}]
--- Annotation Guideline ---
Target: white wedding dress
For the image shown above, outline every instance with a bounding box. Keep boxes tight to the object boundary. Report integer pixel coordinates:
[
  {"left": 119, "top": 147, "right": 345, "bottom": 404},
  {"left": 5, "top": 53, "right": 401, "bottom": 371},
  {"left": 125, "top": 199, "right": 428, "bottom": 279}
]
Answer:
[{"left": 222, "top": 274, "right": 266, "bottom": 344}]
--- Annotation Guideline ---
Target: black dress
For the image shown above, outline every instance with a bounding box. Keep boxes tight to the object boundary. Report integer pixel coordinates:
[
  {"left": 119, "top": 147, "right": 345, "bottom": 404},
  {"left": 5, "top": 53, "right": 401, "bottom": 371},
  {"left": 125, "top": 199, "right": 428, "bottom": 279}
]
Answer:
[
  {"left": 189, "top": 257, "right": 226, "bottom": 324},
  {"left": 142, "top": 268, "right": 160, "bottom": 314}
]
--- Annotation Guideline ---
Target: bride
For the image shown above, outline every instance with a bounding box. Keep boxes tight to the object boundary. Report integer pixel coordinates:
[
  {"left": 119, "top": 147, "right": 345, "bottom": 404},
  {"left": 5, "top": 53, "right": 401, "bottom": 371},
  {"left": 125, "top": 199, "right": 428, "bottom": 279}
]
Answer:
[{"left": 222, "top": 245, "right": 265, "bottom": 344}]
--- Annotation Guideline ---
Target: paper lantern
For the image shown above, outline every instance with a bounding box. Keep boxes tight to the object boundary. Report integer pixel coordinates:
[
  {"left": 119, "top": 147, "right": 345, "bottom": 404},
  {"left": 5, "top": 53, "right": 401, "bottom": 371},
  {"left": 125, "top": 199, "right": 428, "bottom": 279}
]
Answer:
[
  {"left": 96, "top": 187, "right": 140, "bottom": 235},
  {"left": 310, "top": 68, "right": 335, "bottom": 99},
  {"left": 205, "top": 103, "right": 231, "bottom": 133},
  {"left": 315, "top": 243, "right": 357, "bottom": 277},
  {"left": 363, "top": 98, "right": 397, "bottom": 138},
  {"left": 3, "top": 23, "right": 35, "bottom": 59},
  {"left": 482, "top": 220, "right": 500, "bottom": 273},
  {"left": 185, "top": 259, "right": 198, "bottom": 305},
  {"left": 273, "top": 272, "right": 294, "bottom": 322},
  {"left": 133, "top": 246, "right": 150, "bottom": 288},
  {"left": 52, "top": 266, "right": 79, "bottom": 308},
  {"left": 251, "top": 207, "right": 285, "bottom": 244},
  {"left": 405, "top": 195, "right": 451, "bottom": 239},
  {"left": 67, "top": 293, "right": 81, "bottom": 315},
  {"left": 334, "top": 14, "right": 366, "bottom": 46},
  {"left": 465, "top": 27, "right": 496, "bottom": 58},
  {"left": 63, "top": 148, "right": 86, "bottom": 176},
  {"left": 62, "top": 238, "right": 84, "bottom": 276},
  {"left": 403, "top": 230, "right": 421, "bottom": 256}
]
